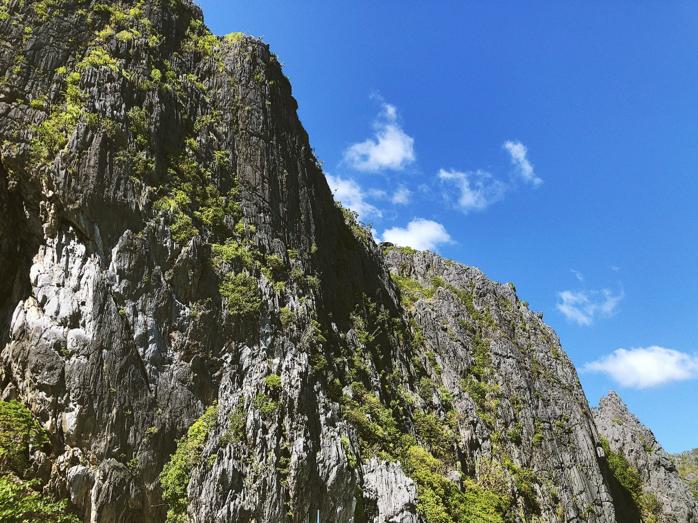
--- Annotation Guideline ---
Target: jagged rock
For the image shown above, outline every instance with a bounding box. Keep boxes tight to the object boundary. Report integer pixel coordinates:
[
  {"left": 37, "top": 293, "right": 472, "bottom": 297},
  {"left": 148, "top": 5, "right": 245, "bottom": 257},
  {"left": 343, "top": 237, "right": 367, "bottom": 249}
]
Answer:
[
  {"left": 0, "top": 0, "right": 693, "bottom": 522},
  {"left": 595, "top": 392, "right": 698, "bottom": 522},
  {"left": 362, "top": 458, "right": 419, "bottom": 523}
]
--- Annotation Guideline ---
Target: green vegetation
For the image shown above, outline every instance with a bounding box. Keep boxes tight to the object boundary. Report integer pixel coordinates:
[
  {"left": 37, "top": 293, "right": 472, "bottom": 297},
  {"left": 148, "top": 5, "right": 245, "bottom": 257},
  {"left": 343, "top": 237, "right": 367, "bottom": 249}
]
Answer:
[
  {"left": 341, "top": 378, "right": 509, "bottom": 522},
  {"left": 31, "top": 71, "right": 84, "bottom": 164},
  {"left": 223, "top": 32, "right": 245, "bottom": 44},
  {"left": 219, "top": 272, "right": 261, "bottom": 317},
  {"left": 600, "top": 438, "right": 642, "bottom": 499},
  {"left": 160, "top": 404, "right": 218, "bottom": 523},
  {"left": 78, "top": 47, "right": 120, "bottom": 73},
  {"left": 304, "top": 319, "right": 328, "bottom": 371},
  {"left": 339, "top": 206, "right": 373, "bottom": 246},
  {"left": 342, "top": 382, "right": 403, "bottom": 458},
  {"left": 252, "top": 393, "right": 278, "bottom": 417},
  {"left": 674, "top": 448, "right": 698, "bottom": 501},
  {"left": 212, "top": 241, "right": 254, "bottom": 270},
  {"left": 0, "top": 401, "right": 48, "bottom": 475},
  {"left": 600, "top": 438, "right": 661, "bottom": 521},
  {"left": 0, "top": 476, "right": 79, "bottom": 523},
  {"left": 279, "top": 306, "right": 295, "bottom": 329},
  {"left": 0, "top": 401, "right": 79, "bottom": 522},
  {"left": 414, "top": 410, "right": 455, "bottom": 463},
  {"left": 391, "top": 274, "right": 435, "bottom": 308},
  {"left": 403, "top": 445, "right": 507, "bottom": 523},
  {"left": 263, "top": 374, "right": 282, "bottom": 391},
  {"left": 383, "top": 244, "right": 418, "bottom": 255},
  {"left": 182, "top": 19, "right": 219, "bottom": 57},
  {"left": 224, "top": 404, "right": 247, "bottom": 445},
  {"left": 340, "top": 435, "right": 358, "bottom": 469}
]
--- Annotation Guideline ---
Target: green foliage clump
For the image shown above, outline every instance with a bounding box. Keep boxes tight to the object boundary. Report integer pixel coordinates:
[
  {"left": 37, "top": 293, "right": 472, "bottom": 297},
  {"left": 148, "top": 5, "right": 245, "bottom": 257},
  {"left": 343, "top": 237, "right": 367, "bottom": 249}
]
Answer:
[
  {"left": 160, "top": 404, "right": 218, "bottom": 523},
  {"left": 674, "top": 448, "right": 698, "bottom": 501},
  {"left": 382, "top": 244, "right": 418, "bottom": 255},
  {"left": 459, "top": 335, "right": 500, "bottom": 429},
  {"left": 340, "top": 436, "right": 358, "bottom": 469},
  {"left": 156, "top": 194, "right": 199, "bottom": 243},
  {"left": 212, "top": 241, "right": 254, "bottom": 270},
  {"left": 601, "top": 438, "right": 642, "bottom": 498},
  {"left": 403, "top": 445, "right": 506, "bottom": 523},
  {"left": 391, "top": 274, "right": 435, "bottom": 308},
  {"left": 252, "top": 393, "right": 278, "bottom": 417},
  {"left": 342, "top": 382, "right": 402, "bottom": 458},
  {"left": 339, "top": 206, "right": 374, "bottom": 246},
  {"left": 223, "top": 32, "right": 245, "bottom": 43},
  {"left": 279, "top": 306, "right": 295, "bottom": 329},
  {"left": 222, "top": 404, "right": 247, "bottom": 445},
  {"left": 304, "top": 319, "right": 328, "bottom": 371},
  {"left": 503, "top": 459, "right": 540, "bottom": 513},
  {"left": 414, "top": 410, "right": 455, "bottom": 463},
  {"left": 263, "top": 374, "right": 282, "bottom": 391},
  {"left": 0, "top": 476, "right": 79, "bottom": 523},
  {"left": 0, "top": 401, "right": 48, "bottom": 475},
  {"left": 600, "top": 437, "right": 661, "bottom": 520},
  {"left": 31, "top": 71, "right": 84, "bottom": 164},
  {"left": 78, "top": 47, "right": 120, "bottom": 73},
  {"left": 219, "top": 273, "right": 261, "bottom": 317},
  {"left": 182, "top": 19, "right": 219, "bottom": 57},
  {"left": 0, "top": 401, "right": 78, "bottom": 522},
  {"left": 266, "top": 253, "right": 285, "bottom": 273}
]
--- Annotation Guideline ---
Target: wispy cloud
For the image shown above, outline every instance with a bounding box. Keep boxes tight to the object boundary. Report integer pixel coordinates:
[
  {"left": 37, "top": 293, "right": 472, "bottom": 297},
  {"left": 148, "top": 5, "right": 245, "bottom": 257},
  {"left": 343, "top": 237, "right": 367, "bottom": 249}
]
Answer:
[
  {"left": 571, "top": 269, "right": 585, "bottom": 282},
  {"left": 381, "top": 218, "right": 452, "bottom": 251},
  {"left": 391, "top": 185, "right": 411, "bottom": 205},
  {"left": 503, "top": 140, "right": 542, "bottom": 187},
  {"left": 556, "top": 287, "right": 624, "bottom": 326},
  {"left": 437, "top": 139, "right": 539, "bottom": 214},
  {"left": 326, "top": 174, "right": 380, "bottom": 220},
  {"left": 437, "top": 168, "right": 506, "bottom": 214},
  {"left": 584, "top": 346, "right": 698, "bottom": 389},
  {"left": 344, "top": 102, "right": 415, "bottom": 172}
]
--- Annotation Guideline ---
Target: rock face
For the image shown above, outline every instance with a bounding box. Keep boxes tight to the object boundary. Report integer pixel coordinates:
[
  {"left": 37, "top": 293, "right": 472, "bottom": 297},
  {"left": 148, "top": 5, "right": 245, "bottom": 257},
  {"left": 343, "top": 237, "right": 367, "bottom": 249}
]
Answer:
[
  {"left": 673, "top": 449, "right": 698, "bottom": 503},
  {"left": 594, "top": 392, "right": 698, "bottom": 523},
  {"left": 0, "top": 1, "right": 695, "bottom": 522}
]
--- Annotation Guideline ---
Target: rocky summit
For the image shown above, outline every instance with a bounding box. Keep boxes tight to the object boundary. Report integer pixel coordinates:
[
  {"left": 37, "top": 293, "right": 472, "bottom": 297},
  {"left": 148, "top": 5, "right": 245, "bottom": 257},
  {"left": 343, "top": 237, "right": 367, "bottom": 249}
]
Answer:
[{"left": 0, "top": 1, "right": 695, "bottom": 522}]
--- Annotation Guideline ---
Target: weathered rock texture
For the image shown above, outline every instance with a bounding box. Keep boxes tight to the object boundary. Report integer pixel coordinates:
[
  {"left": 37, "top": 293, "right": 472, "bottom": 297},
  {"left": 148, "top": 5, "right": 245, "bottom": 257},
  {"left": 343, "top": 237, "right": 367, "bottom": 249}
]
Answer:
[
  {"left": 595, "top": 392, "right": 698, "bottom": 522},
  {"left": 673, "top": 449, "right": 698, "bottom": 504},
  {"left": 0, "top": 0, "right": 695, "bottom": 522}
]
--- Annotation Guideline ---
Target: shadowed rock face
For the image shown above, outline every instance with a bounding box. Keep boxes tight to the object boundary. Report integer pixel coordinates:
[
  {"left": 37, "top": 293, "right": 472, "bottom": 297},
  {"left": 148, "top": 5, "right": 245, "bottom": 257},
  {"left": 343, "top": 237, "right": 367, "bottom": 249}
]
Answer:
[
  {"left": 0, "top": 1, "right": 694, "bottom": 522},
  {"left": 595, "top": 392, "right": 698, "bottom": 523}
]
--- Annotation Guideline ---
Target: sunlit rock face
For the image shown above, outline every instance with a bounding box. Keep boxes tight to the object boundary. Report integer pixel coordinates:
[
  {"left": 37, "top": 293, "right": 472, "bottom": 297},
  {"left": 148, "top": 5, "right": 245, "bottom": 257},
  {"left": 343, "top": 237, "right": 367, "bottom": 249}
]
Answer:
[
  {"left": 595, "top": 392, "right": 698, "bottom": 523},
  {"left": 0, "top": 1, "right": 695, "bottom": 522}
]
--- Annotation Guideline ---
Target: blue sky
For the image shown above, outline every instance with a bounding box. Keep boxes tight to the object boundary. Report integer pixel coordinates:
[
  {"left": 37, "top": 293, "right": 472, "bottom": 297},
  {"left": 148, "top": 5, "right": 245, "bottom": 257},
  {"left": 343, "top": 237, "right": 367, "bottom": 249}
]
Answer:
[{"left": 197, "top": 1, "right": 698, "bottom": 453}]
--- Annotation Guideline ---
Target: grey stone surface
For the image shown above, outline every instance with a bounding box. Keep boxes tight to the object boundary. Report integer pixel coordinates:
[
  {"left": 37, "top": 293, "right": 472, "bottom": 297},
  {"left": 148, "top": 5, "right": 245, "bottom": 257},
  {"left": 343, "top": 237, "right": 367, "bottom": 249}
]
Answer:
[
  {"left": 0, "top": 1, "right": 695, "bottom": 522},
  {"left": 362, "top": 458, "right": 419, "bottom": 523},
  {"left": 595, "top": 392, "right": 698, "bottom": 522}
]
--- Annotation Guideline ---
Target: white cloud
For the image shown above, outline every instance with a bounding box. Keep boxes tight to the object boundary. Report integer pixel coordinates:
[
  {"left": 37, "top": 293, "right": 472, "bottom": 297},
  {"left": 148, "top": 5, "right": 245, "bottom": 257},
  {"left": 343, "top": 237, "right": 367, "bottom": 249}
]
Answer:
[
  {"left": 381, "top": 218, "right": 452, "bottom": 251},
  {"left": 391, "top": 185, "right": 411, "bottom": 205},
  {"left": 438, "top": 168, "right": 506, "bottom": 214},
  {"left": 344, "top": 103, "right": 415, "bottom": 172},
  {"left": 584, "top": 346, "right": 698, "bottom": 389},
  {"left": 556, "top": 287, "right": 624, "bottom": 326},
  {"left": 326, "top": 174, "right": 380, "bottom": 220},
  {"left": 503, "top": 140, "right": 542, "bottom": 187}
]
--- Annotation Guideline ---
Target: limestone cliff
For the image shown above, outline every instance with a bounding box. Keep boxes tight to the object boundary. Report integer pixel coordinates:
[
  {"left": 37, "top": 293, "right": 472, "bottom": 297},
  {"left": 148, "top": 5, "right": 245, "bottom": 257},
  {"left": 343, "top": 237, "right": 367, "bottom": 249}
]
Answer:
[
  {"left": 594, "top": 392, "right": 698, "bottom": 523},
  {"left": 0, "top": 0, "right": 695, "bottom": 522}
]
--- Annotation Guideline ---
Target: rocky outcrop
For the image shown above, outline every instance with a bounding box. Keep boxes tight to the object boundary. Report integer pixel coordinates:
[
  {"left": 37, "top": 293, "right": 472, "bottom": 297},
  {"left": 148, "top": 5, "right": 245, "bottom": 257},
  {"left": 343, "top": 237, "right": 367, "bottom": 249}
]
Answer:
[
  {"left": 595, "top": 392, "right": 698, "bottom": 522},
  {"left": 0, "top": 0, "right": 693, "bottom": 522},
  {"left": 382, "top": 248, "right": 619, "bottom": 522},
  {"left": 362, "top": 458, "right": 418, "bottom": 523},
  {"left": 673, "top": 449, "right": 698, "bottom": 502}
]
